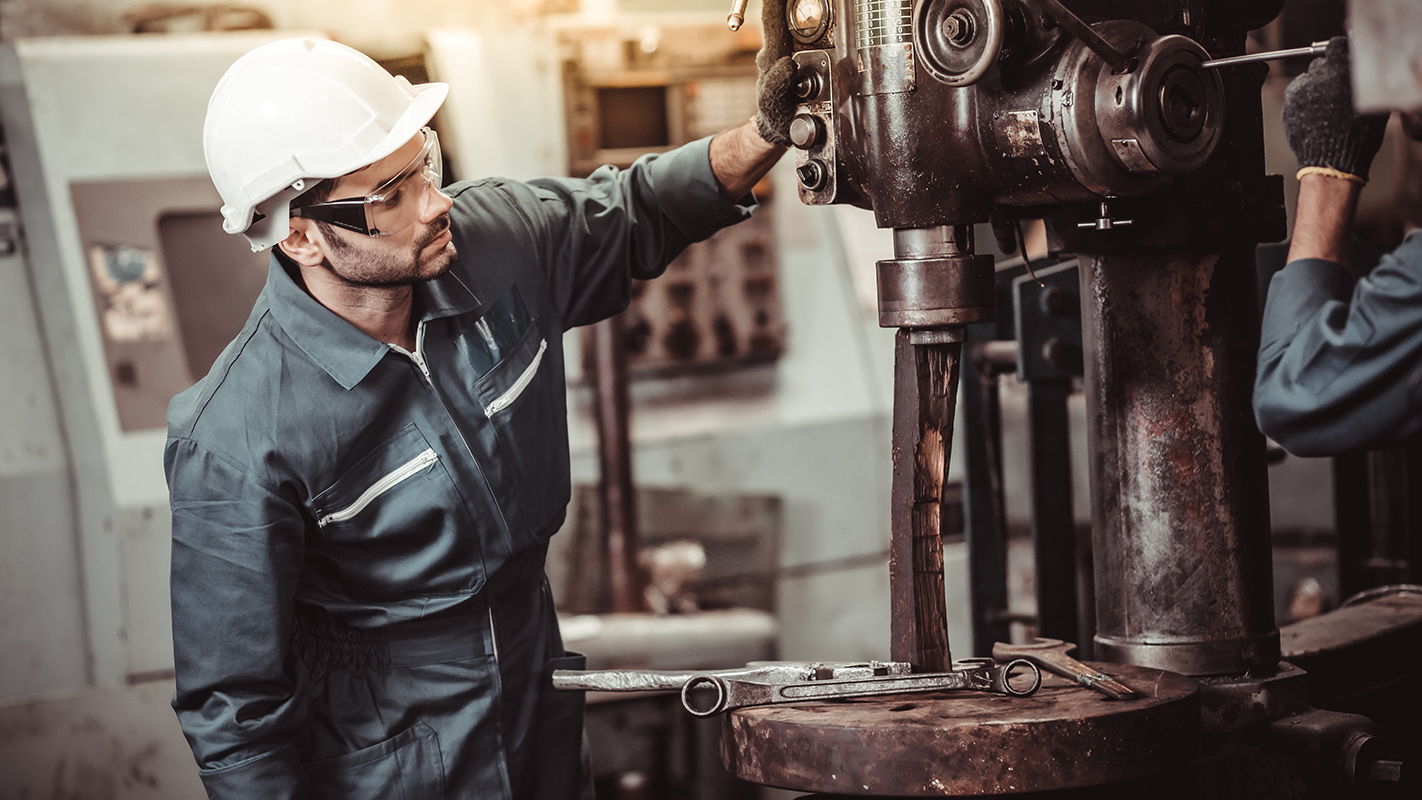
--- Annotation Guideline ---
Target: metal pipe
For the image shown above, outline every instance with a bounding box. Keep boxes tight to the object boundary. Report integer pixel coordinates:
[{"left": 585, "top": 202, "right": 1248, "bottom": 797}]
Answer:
[
  {"left": 591, "top": 314, "right": 642, "bottom": 613},
  {"left": 962, "top": 337, "right": 1013, "bottom": 656},
  {"left": 1079, "top": 250, "right": 1279, "bottom": 675},
  {"left": 727, "top": 0, "right": 749, "bottom": 31},
  {"left": 1026, "top": 378, "right": 1079, "bottom": 645},
  {"left": 1200, "top": 41, "right": 1326, "bottom": 69}
]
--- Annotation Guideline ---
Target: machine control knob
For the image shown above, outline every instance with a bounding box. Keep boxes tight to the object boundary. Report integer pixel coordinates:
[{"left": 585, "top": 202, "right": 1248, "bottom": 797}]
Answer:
[
  {"left": 789, "top": 114, "right": 826, "bottom": 149},
  {"left": 794, "top": 70, "right": 822, "bottom": 101},
  {"left": 796, "top": 160, "right": 828, "bottom": 191}
]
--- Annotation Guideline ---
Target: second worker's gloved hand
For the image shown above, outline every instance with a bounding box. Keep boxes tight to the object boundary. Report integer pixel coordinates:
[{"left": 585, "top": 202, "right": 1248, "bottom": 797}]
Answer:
[
  {"left": 1283, "top": 36, "right": 1389, "bottom": 184},
  {"left": 755, "top": 0, "right": 797, "bottom": 147}
]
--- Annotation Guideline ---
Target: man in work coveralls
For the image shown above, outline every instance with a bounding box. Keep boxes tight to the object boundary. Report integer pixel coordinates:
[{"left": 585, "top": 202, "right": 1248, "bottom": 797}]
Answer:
[
  {"left": 165, "top": 33, "right": 794, "bottom": 798},
  {"left": 1254, "top": 36, "right": 1422, "bottom": 455}
]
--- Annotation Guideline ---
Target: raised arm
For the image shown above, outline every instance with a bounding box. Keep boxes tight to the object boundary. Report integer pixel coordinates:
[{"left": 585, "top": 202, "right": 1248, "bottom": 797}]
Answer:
[
  {"left": 709, "top": 120, "right": 786, "bottom": 201},
  {"left": 1288, "top": 172, "right": 1364, "bottom": 271}
]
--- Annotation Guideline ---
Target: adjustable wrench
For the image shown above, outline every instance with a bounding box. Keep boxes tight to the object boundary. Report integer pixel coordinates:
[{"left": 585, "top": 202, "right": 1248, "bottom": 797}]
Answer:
[
  {"left": 992, "top": 638, "right": 1139, "bottom": 700},
  {"left": 551, "top": 660, "right": 912, "bottom": 693},
  {"left": 679, "top": 659, "right": 1042, "bottom": 716}
]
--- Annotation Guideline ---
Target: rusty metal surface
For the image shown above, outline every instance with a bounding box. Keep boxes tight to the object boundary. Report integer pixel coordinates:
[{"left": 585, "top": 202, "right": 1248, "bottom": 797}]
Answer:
[
  {"left": 1195, "top": 662, "right": 1310, "bottom": 734},
  {"left": 1079, "top": 249, "right": 1279, "bottom": 676},
  {"left": 722, "top": 662, "right": 1199, "bottom": 795},
  {"left": 1280, "top": 591, "right": 1422, "bottom": 707},
  {"left": 889, "top": 332, "right": 961, "bottom": 671}
]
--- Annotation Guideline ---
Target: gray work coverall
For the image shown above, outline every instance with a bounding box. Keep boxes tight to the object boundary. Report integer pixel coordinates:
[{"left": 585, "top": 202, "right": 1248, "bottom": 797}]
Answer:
[
  {"left": 1255, "top": 231, "right": 1422, "bottom": 455},
  {"left": 165, "top": 137, "right": 752, "bottom": 799}
]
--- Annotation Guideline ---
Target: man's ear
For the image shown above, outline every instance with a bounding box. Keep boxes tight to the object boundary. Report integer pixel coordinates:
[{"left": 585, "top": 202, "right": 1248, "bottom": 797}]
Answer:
[{"left": 278, "top": 219, "right": 325, "bottom": 267}]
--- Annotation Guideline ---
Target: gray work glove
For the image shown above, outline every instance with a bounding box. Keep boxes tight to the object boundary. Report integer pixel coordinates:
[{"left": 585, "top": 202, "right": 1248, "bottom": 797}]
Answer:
[
  {"left": 1282, "top": 36, "right": 1389, "bottom": 183},
  {"left": 755, "top": 0, "right": 797, "bottom": 147}
]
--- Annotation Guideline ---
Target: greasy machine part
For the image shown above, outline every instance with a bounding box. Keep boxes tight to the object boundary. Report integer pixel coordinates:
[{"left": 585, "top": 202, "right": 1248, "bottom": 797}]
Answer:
[
  {"left": 732, "top": 0, "right": 1286, "bottom": 792},
  {"left": 889, "top": 332, "right": 962, "bottom": 671},
  {"left": 1081, "top": 250, "right": 1279, "bottom": 675}
]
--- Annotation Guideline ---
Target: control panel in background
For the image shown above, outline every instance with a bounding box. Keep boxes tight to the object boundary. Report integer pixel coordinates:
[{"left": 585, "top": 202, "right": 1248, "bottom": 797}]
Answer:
[{"left": 560, "top": 19, "right": 786, "bottom": 376}]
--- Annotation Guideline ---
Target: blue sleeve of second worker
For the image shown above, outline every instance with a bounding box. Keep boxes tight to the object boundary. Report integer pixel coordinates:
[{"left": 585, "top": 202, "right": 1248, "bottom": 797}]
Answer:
[{"left": 1254, "top": 232, "right": 1422, "bottom": 455}]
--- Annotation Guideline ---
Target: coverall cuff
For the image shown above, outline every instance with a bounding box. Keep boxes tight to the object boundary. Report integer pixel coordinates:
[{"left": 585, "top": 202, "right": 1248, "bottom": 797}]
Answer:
[
  {"left": 1260, "top": 257, "right": 1353, "bottom": 351},
  {"left": 643, "top": 135, "right": 755, "bottom": 241},
  {"left": 197, "top": 745, "right": 305, "bottom": 800}
]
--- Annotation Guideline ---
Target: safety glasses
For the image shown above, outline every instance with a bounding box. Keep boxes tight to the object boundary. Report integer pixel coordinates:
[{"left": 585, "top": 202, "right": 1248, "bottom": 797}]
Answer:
[{"left": 292, "top": 128, "right": 444, "bottom": 237}]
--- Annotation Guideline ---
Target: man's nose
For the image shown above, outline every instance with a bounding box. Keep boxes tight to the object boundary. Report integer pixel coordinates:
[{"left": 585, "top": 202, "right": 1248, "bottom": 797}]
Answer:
[{"left": 420, "top": 184, "right": 454, "bottom": 223}]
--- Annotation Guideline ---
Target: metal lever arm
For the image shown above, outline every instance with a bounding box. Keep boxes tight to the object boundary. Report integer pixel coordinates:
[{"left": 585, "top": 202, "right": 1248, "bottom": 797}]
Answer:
[
  {"left": 727, "top": 0, "right": 750, "bottom": 31},
  {"left": 1200, "top": 41, "right": 1328, "bottom": 70},
  {"left": 1020, "top": 0, "right": 1133, "bottom": 73},
  {"left": 681, "top": 659, "right": 1042, "bottom": 716}
]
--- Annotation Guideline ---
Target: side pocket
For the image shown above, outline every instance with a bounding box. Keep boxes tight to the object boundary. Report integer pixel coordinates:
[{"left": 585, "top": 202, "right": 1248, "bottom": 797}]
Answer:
[
  {"left": 304, "top": 721, "right": 446, "bottom": 800},
  {"left": 530, "top": 651, "right": 592, "bottom": 800}
]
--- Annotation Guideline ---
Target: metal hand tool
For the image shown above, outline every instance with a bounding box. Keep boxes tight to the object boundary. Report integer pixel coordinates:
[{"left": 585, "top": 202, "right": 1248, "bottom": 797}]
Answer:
[
  {"left": 679, "top": 658, "right": 1042, "bottom": 716},
  {"left": 552, "top": 660, "right": 911, "bottom": 693},
  {"left": 992, "top": 638, "right": 1139, "bottom": 700},
  {"left": 1200, "top": 41, "right": 1327, "bottom": 70},
  {"left": 726, "top": 0, "right": 749, "bottom": 31}
]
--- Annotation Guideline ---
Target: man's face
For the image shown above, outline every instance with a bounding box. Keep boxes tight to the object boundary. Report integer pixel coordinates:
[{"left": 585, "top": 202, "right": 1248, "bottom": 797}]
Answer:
[{"left": 314, "top": 132, "right": 457, "bottom": 288}]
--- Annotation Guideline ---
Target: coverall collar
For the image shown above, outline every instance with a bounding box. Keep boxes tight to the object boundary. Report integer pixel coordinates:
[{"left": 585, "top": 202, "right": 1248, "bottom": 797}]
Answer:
[{"left": 265, "top": 251, "right": 481, "bottom": 390}]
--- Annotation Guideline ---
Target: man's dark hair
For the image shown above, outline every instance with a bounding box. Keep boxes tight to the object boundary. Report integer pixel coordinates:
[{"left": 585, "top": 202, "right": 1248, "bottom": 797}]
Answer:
[{"left": 289, "top": 179, "right": 338, "bottom": 238}]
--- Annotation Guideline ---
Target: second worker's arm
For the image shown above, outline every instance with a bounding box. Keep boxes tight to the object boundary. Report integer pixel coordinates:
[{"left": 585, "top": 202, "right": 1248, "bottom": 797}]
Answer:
[{"left": 1252, "top": 37, "right": 1422, "bottom": 456}]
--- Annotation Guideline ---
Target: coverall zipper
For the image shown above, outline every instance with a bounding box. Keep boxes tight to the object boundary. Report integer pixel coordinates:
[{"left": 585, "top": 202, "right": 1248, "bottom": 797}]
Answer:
[
  {"left": 388, "top": 320, "right": 515, "bottom": 603},
  {"left": 392, "top": 322, "right": 508, "bottom": 757},
  {"left": 485, "top": 339, "right": 547, "bottom": 415},
  {"left": 317, "top": 448, "right": 438, "bottom": 526}
]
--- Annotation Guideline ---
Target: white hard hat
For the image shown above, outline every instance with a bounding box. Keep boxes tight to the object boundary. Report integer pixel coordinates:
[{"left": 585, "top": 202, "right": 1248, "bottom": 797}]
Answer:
[{"left": 204, "top": 38, "right": 448, "bottom": 251}]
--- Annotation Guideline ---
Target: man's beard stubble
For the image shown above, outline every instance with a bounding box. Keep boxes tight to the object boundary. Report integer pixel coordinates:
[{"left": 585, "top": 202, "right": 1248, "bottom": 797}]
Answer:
[{"left": 321, "top": 214, "right": 456, "bottom": 289}]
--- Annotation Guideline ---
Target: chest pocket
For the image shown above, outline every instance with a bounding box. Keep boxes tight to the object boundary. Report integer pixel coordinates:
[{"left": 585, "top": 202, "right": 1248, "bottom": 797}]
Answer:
[
  {"left": 464, "top": 294, "right": 570, "bottom": 541},
  {"left": 311, "top": 424, "right": 486, "bottom": 601}
]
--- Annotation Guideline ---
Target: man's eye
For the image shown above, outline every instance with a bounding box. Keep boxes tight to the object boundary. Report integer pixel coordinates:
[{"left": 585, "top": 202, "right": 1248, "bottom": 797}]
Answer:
[{"left": 379, "top": 189, "right": 402, "bottom": 207}]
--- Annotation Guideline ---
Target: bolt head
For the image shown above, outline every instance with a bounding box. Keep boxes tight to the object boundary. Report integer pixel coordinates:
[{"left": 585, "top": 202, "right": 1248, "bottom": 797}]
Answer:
[{"left": 943, "top": 9, "right": 976, "bottom": 47}]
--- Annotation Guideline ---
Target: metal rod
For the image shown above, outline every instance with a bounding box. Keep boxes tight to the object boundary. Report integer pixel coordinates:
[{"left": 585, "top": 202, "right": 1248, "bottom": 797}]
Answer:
[
  {"left": 962, "top": 336, "right": 1013, "bottom": 656},
  {"left": 1026, "top": 377, "right": 1079, "bottom": 645},
  {"left": 890, "top": 331, "right": 958, "bottom": 672},
  {"left": 1200, "top": 41, "right": 1327, "bottom": 69},
  {"left": 727, "top": 0, "right": 749, "bottom": 31},
  {"left": 591, "top": 314, "right": 642, "bottom": 613},
  {"left": 1022, "top": 0, "right": 1133, "bottom": 73}
]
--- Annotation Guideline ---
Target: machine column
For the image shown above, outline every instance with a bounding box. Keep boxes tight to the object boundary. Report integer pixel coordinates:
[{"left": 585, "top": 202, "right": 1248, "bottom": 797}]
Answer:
[{"left": 1079, "top": 248, "right": 1280, "bottom": 675}]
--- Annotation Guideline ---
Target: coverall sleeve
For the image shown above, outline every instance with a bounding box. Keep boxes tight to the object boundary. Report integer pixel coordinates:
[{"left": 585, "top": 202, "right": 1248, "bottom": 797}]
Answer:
[
  {"left": 166, "top": 436, "right": 310, "bottom": 799},
  {"left": 1254, "top": 231, "right": 1422, "bottom": 456},
  {"left": 522, "top": 135, "right": 755, "bottom": 330}
]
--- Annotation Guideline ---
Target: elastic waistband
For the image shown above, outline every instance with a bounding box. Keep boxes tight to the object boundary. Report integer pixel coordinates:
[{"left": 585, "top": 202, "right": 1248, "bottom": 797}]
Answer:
[{"left": 293, "top": 602, "right": 493, "bottom": 671}]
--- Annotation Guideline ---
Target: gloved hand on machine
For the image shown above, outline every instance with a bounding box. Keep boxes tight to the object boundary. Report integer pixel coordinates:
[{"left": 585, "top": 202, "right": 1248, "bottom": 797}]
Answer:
[
  {"left": 1282, "top": 36, "right": 1389, "bottom": 185},
  {"left": 754, "top": 0, "right": 798, "bottom": 146}
]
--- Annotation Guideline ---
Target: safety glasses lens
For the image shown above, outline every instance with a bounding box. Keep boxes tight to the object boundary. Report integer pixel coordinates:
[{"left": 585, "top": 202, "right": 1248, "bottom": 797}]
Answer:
[{"left": 363, "top": 129, "right": 442, "bottom": 237}]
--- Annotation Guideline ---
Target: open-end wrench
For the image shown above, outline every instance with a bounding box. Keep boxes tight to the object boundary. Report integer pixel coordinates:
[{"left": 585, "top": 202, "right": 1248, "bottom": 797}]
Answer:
[
  {"left": 679, "top": 659, "right": 1042, "bottom": 716},
  {"left": 992, "top": 638, "right": 1139, "bottom": 700},
  {"left": 551, "top": 660, "right": 911, "bottom": 693}
]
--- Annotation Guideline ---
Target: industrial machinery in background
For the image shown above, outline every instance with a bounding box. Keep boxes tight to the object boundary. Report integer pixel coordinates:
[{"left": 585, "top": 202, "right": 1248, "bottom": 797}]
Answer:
[
  {"left": 713, "top": 0, "right": 1419, "bottom": 795},
  {"left": 556, "top": 16, "right": 789, "bottom": 626},
  {"left": 560, "top": 20, "right": 786, "bottom": 378}
]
